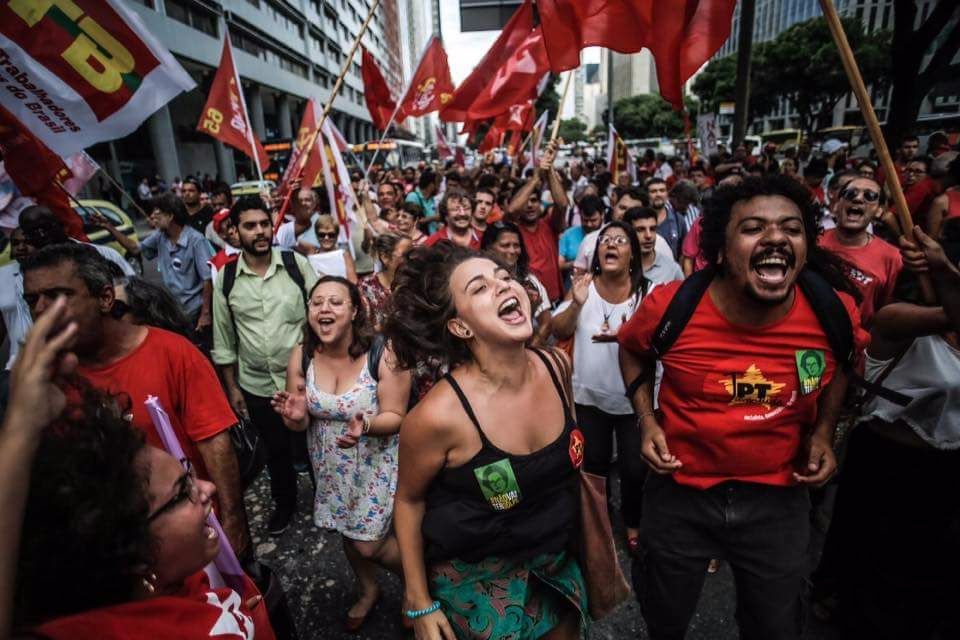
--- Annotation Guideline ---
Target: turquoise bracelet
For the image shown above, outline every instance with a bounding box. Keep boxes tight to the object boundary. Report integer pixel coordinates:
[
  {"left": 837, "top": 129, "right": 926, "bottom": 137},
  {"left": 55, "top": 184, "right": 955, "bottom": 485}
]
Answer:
[{"left": 404, "top": 600, "right": 441, "bottom": 619}]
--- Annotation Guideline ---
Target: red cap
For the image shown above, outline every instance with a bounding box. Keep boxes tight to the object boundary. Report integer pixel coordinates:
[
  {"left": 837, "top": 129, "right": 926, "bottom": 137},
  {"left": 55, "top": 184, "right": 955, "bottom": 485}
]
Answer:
[{"left": 212, "top": 208, "right": 231, "bottom": 233}]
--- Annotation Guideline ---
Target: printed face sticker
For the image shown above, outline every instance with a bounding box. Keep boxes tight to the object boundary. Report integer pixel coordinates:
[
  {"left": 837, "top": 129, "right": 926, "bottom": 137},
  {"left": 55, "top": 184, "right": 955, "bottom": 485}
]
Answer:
[
  {"left": 474, "top": 458, "right": 522, "bottom": 511},
  {"left": 795, "top": 349, "right": 826, "bottom": 395},
  {"left": 569, "top": 428, "right": 585, "bottom": 469}
]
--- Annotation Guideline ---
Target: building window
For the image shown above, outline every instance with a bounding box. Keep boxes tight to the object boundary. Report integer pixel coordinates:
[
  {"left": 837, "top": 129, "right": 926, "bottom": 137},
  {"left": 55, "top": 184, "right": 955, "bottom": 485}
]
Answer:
[
  {"left": 129, "top": 0, "right": 154, "bottom": 7},
  {"left": 166, "top": 0, "right": 218, "bottom": 37}
]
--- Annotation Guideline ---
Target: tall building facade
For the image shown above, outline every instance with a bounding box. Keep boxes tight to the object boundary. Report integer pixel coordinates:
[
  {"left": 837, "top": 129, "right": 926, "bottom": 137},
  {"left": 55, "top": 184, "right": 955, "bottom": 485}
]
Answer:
[
  {"left": 712, "top": 0, "right": 957, "bottom": 136},
  {"left": 98, "top": 0, "right": 404, "bottom": 186}
]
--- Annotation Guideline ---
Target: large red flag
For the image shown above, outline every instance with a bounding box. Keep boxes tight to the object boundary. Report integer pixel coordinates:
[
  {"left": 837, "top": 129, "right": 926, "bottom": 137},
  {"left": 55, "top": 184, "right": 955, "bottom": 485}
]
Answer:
[
  {"left": 465, "top": 27, "right": 549, "bottom": 121},
  {"left": 361, "top": 47, "right": 397, "bottom": 131},
  {"left": 197, "top": 33, "right": 269, "bottom": 172},
  {"left": 398, "top": 37, "right": 455, "bottom": 119},
  {"left": 441, "top": 0, "right": 536, "bottom": 122},
  {"left": 477, "top": 125, "right": 505, "bottom": 154},
  {"left": 537, "top": 0, "right": 736, "bottom": 108}
]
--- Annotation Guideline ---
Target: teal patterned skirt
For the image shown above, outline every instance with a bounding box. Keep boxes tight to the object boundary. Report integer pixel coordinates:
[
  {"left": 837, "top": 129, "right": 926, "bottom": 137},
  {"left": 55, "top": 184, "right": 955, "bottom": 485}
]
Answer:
[{"left": 428, "top": 551, "right": 588, "bottom": 639}]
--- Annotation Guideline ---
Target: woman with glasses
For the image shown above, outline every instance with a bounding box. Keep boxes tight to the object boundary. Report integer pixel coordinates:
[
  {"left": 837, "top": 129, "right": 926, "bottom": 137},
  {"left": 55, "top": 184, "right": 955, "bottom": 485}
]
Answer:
[
  {"left": 307, "top": 214, "right": 358, "bottom": 283},
  {"left": 395, "top": 202, "right": 428, "bottom": 246},
  {"left": 272, "top": 276, "right": 412, "bottom": 631},
  {"left": 481, "top": 221, "right": 554, "bottom": 346},
  {"left": 552, "top": 221, "right": 649, "bottom": 553},
  {"left": 3, "top": 298, "right": 274, "bottom": 639}
]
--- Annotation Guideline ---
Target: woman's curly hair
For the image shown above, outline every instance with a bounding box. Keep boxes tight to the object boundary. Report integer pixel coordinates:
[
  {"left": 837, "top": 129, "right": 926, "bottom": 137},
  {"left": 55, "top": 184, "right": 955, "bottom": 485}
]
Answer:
[
  {"left": 15, "top": 383, "right": 154, "bottom": 628},
  {"left": 382, "top": 242, "right": 480, "bottom": 371},
  {"left": 700, "top": 174, "right": 861, "bottom": 303}
]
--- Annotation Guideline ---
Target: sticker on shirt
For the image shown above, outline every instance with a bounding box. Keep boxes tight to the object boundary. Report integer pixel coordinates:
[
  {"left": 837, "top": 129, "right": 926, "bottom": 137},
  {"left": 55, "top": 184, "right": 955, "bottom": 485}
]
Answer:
[
  {"left": 795, "top": 349, "right": 826, "bottom": 395},
  {"left": 569, "top": 428, "right": 585, "bottom": 469},
  {"left": 474, "top": 458, "right": 522, "bottom": 511},
  {"left": 718, "top": 364, "right": 786, "bottom": 409}
]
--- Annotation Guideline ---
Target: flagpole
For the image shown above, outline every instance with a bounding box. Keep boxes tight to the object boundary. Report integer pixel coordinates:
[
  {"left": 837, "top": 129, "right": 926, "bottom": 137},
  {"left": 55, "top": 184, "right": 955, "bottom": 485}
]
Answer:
[
  {"left": 275, "top": 0, "right": 381, "bottom": 227},
  {"left": 96, "top": 168, "right": 149, "bottom": 219},
  {"left": 363, "top": 36, "right": 436, "bottom": 177},
  {"left": 550, "top": 72, "right": 574, "bottom": 142}
]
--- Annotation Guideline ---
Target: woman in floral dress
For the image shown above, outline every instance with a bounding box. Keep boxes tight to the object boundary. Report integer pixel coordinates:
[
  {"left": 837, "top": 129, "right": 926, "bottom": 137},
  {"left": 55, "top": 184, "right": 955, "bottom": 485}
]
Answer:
[{"left": 272, "top": 275, "right": 411, "bottom": 631}]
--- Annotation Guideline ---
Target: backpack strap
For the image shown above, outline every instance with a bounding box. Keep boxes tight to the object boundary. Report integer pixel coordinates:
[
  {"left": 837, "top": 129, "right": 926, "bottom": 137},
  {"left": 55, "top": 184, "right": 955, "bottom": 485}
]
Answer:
[
  {"left": 279, "top": 250, "right": 308, "bottom": 306},
  {"left": 367, "top": 334, "right": 386, "bottom": 382},
  {"left": 220, "top": 260, "right": 240, "bottom": 343},
  {"left": 650, "top": 266, "right": 716, "bottom": 357}
]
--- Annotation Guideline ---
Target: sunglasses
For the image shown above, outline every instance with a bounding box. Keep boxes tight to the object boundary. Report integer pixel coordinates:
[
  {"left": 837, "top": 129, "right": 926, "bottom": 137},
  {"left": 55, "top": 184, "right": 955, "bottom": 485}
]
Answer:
[
  {"left": 316, "top": 231, "right": 338, "bottom": 239},
  {"left": 147, "top": 459, "right": 199, "bottom": 522},
  {"left": 840, "top": 187, "right": 880, "bottom": 203}
]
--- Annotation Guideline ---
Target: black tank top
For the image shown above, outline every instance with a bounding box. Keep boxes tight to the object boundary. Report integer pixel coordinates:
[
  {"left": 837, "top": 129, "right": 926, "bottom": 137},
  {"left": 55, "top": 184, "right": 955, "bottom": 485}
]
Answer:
[{"left": 422, "top": 349, "right": 583, "bottom": 564}]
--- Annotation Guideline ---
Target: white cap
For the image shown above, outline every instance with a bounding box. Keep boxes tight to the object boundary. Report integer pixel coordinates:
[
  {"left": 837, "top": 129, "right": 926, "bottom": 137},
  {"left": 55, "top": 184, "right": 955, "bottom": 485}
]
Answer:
[{"left": 822, "top": 139, "right": 846, "bottom": 155}]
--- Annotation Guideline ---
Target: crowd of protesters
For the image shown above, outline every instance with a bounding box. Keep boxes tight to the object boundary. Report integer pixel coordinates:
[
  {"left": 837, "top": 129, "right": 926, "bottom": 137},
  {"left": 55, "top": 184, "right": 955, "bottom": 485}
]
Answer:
[{"left": 0, "top": 128, "right": 958, "bottom": 640}]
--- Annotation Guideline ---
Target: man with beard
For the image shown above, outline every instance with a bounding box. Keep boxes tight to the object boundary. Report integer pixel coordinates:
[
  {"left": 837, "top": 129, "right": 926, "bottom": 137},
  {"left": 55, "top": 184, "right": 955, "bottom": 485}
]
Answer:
[
  {"left": 506, "top": 140, "right": 569, "bottom": 302},
  {"left": 21, "top": 242, "right": 250, "bottom": 558},
  {"left": 647, "top": 177, "right": 686, "bottom": 261},
  {"left": 819, "top": 176, "right": 902, "bottom": 327},
  {"left": 212, "top": 195, "right": 317, "bottom": 535},
  {"left": 426, "top": 189, "right": 480, "bottom": 249},
  {"left": 181, "top": 177, "right": 215, "bottom": 235},
  {"left": 617, "top": 175, "right": 867, "bottom": 640},
  {"left": 575, "top": 188, "right": 672, "bottom": 274}
]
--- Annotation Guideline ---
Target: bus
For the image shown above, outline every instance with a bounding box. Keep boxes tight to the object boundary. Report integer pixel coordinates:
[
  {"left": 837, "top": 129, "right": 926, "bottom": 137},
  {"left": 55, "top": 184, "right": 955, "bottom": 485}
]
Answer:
[
  {"left": 760, "top": 129, "right": 803, "bottom": 152},
  {"left": 350, "top": 139, "right": 426, "bottom": 169}
]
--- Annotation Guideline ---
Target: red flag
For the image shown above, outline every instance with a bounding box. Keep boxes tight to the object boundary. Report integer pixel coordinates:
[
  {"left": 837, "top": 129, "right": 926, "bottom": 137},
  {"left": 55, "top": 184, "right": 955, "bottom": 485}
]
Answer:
[
  {"left": 279, "top": 99, "right": 319, "bottom": 193},
  {"left": 0, "top": 105, "right": 85, "bottom": 239},
  {"left": 465, "top": 27, "right": 549, "bottom": 120},
  {"left": 441, "top": 0, "right": 536, "bottom": 122},
  {"left": 477, "top": 125, "right": 505, "bottom": 153},
  {"left": 197, "top": 33, "right": 269, "bottom": 171},
  {"left": 361, "top": 47, "right": 397, "bottom": 131},
  {"left": 435, "top": 124, "right": 454, "bottom": 160},
  {"left": 495, "top": 101, "right": 535, "bottom": 137},
  {"left": 398, "top": 37, "right": 455, "bottom": 119},
  {"left": 537, "top": 0, "right": 737, "bottom": 108}
]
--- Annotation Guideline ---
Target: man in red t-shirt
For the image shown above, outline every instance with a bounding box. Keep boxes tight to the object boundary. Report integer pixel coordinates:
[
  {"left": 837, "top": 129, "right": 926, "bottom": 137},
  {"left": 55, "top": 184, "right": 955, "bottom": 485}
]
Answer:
[
  {"left": 617, "top": 175, "right": 868, "bottom": 640},
  {"left": 506, "top": 139, "right": 569, "bottom": 302},
  {"left": 425, "top": 188, "right": 481, "bottom": 250},
  {"left": 22, "top": 243, "right": 250, "bottom": 558},
  {"left": 819, "top": 176, "right": 902, "bottom": 327}
]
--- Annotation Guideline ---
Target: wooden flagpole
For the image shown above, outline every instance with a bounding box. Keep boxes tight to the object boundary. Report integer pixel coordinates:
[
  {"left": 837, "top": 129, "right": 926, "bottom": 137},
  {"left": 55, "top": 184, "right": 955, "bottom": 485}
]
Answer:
[
  {"left": 275, "top": 0, "right": 380, "bottom": 226},
  {"left": 550, "top": 72, "right": 574, "bottom": 142},
  {"left": 818, "top": 0, "right": 910, "bottom": 235},
  {"left": 96, "top": 168, "right": 149, "bottom": 218}
]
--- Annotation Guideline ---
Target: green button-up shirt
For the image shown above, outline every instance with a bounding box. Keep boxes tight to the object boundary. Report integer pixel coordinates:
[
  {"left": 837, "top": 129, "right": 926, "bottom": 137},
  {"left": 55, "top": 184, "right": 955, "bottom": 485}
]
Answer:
[{"left": 212, "top": 249, "right": 317, "bottom": 397}]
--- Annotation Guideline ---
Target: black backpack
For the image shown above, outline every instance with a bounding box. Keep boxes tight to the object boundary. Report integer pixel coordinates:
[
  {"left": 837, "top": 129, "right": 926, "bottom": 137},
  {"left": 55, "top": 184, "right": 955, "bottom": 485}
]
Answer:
[{"left": 627, "top": 266, "right": 910, "bottom": 406}]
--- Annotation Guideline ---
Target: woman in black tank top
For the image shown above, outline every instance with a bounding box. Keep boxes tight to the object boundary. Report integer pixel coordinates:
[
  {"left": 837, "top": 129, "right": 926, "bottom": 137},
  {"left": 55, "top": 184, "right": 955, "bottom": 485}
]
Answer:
[{"left": 384, "top": 244, "right": 588, "bottom": 640}]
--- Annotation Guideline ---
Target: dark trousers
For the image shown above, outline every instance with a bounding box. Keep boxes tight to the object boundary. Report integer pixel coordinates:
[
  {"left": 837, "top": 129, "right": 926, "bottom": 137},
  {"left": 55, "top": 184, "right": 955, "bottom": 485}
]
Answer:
[
  {"left": 635, "top": 475, "right": 809, "bottom": 640},
  {"left": 830, "top": 426, "right": 960, "bottom": 640},
  {"left": 575, "top": 403, "right": 646, "bottom": 528},
  {"left": 242, "top": 390, "right": 298, "bottom": 512}
]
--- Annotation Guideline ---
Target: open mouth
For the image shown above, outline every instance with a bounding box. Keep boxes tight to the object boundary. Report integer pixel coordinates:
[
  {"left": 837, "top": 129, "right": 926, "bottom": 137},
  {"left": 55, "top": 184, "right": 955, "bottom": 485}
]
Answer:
[
  {"left": 603, "top": 249, "right": 620, "bottom": 264},
  {"left": 845, "top": 205, "right": 865, "bottom": 222},
  {"left": 751, "top": 253, "right": 793, "bottom": 285},
  {"left": 497, "top": 296, "right": 525, "bottom": 324}
]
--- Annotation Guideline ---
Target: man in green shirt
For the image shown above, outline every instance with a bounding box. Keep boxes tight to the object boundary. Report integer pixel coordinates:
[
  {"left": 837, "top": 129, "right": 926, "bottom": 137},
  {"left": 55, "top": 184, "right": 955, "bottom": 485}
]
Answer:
[{"left": 212, "top": 195, "right": 317, "bottom": 535}]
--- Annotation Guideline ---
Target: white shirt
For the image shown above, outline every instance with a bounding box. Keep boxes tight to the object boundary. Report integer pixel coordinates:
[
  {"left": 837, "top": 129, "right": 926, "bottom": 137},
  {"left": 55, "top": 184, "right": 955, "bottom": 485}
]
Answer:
[
  {"left": 274, "top": 215, "right": 319, "bottom": 250},
  {"left": 555, "top": 282, "right": 641, "bottom": 415},
  {"left": 86, "top": 241, "right": 136, "bottom": 277},
  {"left": 0, "top": 263, "right": 31, "bottom": 370},
  {"left": 644, "top": 250, "right": 684, "bottom": 287},
  {"left": 574, "top": 227, "right": 672, "bottom": 271}
]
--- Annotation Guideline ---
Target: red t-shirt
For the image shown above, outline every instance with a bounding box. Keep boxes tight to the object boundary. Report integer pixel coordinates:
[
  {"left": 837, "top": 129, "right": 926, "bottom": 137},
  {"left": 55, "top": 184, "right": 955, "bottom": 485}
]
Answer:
[
  {"left": 818, "top": 230, "right": 902, "bottom": 327},
  {"left": 947, "top": 189, "right": 960, "bottom": 222},
  {"left": 618, "top": 280, "right": 868, "bottom": 490},
  {"left": 209, "top": 249, "right": 239, "bottom": 273},
  {"left": 33, "top": 572, "right": 274, "bottom": 640},
  {"left": 425, "top": 226, "right": 481, "bottom": 250},
  {"left": 519, "top": 218, "right": 562, "bottom": 301},
  {"left": 904, "top": 176, "right": 942, "bottom": 220},
  {"left": 77, "top": 328, "right": 237, "bottom": 479}
]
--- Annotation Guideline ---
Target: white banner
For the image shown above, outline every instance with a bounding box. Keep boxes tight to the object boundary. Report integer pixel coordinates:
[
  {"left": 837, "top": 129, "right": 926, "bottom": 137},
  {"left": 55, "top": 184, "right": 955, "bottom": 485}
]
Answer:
[
  {"left": 0, "top": 0, "right": 195, "bottom": 157},
  {"left": 697, "top": 113, "right": 719, "bottom": 158}
]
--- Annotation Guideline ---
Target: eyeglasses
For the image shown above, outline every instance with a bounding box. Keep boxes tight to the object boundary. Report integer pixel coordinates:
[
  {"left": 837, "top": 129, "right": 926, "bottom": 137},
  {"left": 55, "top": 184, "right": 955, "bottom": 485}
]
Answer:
[
  {"left": 316, "top": 231, "right": 338, "bottom": 239},
  {"left": 147, "top": 459, "right": 199, "bottom": 522},
  {"left": 840, "top": 187, "right": 880, "bottom": 203},
  {"left": 599, "top": 235, "right": 630, "bottom": 246}
]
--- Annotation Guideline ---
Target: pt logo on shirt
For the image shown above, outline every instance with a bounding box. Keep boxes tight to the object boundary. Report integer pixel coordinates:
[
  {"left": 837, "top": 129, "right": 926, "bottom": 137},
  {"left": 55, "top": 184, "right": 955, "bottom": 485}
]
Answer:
[
  {"left": 474, "top": 458, "right": 522, "bottom": 511},
  {"left": 719, "top": 364, "right": 786, "bottom": 409}
]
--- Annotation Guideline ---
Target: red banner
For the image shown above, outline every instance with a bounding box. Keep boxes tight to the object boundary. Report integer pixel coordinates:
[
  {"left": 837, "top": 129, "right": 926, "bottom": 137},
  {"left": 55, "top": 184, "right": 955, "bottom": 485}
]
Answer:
[
  {"left": 398, "top": 37, "right": 455, "bottom": 119},
  {"left": 196, "top": 35, "right": 268, "bottom": 170},
  {"left": 465, "top": 27, "right": 549, "bottom": 121},
  {"left": 361, "top": 47, "right": 396, "bottom": 131}
]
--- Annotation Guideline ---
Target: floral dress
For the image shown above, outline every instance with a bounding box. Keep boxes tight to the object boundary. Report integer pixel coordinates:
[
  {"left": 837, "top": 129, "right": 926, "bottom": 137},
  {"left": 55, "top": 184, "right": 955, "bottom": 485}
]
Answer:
[
  {"left": 305, "top": 359, "right": 398, "bottom": 541},
  {"left": 357, "top": 273, "right": 391, "bottom": 331}
]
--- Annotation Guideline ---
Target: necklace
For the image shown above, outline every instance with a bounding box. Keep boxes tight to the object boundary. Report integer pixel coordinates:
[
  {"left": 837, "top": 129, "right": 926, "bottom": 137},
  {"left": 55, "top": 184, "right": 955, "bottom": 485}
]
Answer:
[{"left": 599, "top": 300, "right": 613, "bottom": 334}]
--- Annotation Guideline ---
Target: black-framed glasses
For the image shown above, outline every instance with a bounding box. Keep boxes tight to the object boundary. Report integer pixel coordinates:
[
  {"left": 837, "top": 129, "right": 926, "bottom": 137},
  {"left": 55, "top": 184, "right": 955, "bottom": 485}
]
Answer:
[
  {"left": 840, "top": 187, "right": 880, "bottom": 203},
  {"left": 316, "top": 231, "right": 338, "bottom": 239},
  {"left": 147, "top": 459, "right": 199, "bottom": 522}
]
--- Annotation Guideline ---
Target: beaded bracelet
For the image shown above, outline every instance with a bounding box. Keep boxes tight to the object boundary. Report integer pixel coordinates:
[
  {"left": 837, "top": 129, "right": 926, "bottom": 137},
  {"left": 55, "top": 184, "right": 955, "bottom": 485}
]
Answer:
[{"left": 404, "top": 600, "right": 441, "bottom": 619}]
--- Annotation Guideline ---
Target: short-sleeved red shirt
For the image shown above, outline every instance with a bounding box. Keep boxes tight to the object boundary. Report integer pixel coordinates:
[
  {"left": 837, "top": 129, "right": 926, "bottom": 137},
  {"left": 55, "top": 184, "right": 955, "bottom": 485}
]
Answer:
[
  {"left": 818, "top": 230, "right": 902, "bottom": 327},
  {"left": 519, "top": 218, "right": 562, "bottom": 301},
  {"left": 33, "top": 572, "right": 275, "bottom": 640},
  {"left": 77, "top": 328, "right": 237, "bottom": 478},
  {"left": 618, "top": 280, "right": 868, "bottom": 490},
  {"left": 425, "top": 226, "right": 481, "bottom": 249}
]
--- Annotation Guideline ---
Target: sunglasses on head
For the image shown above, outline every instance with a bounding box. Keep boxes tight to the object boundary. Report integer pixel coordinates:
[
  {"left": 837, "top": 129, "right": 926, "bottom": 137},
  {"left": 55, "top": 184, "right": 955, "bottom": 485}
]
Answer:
[{"left": 840, "top": 187, "right": 880, "bottom": 203}]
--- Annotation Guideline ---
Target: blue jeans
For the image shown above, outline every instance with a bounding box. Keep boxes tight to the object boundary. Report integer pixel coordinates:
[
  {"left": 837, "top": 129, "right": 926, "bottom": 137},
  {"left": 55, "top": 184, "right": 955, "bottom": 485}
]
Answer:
[{"left": 634, "top": 475, "right": 809, "bottom": 640}]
